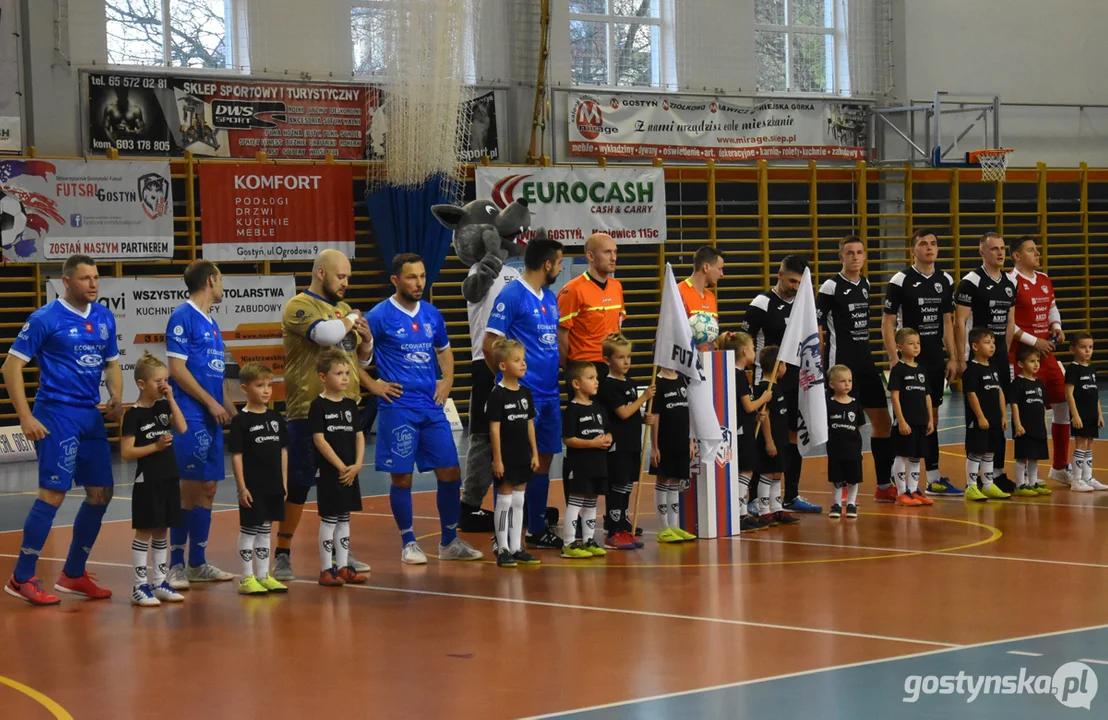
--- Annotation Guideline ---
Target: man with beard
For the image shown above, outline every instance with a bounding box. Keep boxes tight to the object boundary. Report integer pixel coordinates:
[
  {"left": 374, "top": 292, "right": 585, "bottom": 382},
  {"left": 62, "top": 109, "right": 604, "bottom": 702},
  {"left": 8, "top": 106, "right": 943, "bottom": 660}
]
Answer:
[
  {"left": 484, "top": 235, "right": 566, "bottom": 550},
  {"left": 271, "top": 249, "right": 390, "bottom": 580},
  {"left": 742, "top": 255, "right": 822, "bottom": 514},
  {"left": 558, "top": 233, "right": 625, "bottom": 385},
  {"left": 370, "top": 254, "right": 483, "bottom": 564},
  {"left": 680, "top": 246, "right": 724, "bottom": 348},
  {"left": 881, "top": 230, "right": 961, "bottom": 498}
]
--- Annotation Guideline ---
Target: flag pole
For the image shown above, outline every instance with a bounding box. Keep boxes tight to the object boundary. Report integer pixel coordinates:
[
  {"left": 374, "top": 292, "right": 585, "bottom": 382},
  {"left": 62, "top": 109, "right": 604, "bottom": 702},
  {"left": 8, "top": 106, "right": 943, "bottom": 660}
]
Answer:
[
  {"left": 630, "top": 363, "right": 659, "bottom": 537},
  {"left": 753, "top": 358, "right": 782, "bottom": 438}
]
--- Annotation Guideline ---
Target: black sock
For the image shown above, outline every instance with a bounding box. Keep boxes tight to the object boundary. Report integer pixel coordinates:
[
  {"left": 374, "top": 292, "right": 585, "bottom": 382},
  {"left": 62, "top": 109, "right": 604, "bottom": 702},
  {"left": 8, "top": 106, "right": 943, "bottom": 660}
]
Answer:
[
  {"left": 275, "top": 547, "right": 290, "bottom": 558},
  {"left": 871, "top": 436, "right": 893, "bottom": 486}
]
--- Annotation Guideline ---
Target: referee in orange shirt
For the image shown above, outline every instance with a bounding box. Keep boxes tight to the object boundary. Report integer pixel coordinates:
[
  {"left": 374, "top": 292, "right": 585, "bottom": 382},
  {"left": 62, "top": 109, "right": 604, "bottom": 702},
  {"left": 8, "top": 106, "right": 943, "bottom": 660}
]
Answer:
[
  {"left": 680, "top": 247, "right": 724, "bottom": 346},
  {"left": 558, "top": 233, "right": 626, "bottom": 385}
]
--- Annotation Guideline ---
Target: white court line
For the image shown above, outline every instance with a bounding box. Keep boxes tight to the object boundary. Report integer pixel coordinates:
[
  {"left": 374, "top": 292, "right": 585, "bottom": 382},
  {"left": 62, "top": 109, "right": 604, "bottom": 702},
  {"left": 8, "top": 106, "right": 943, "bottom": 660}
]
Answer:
[
  {"left": 1078, "top": 658, "right": 1108, "bottom": 665},
  {"left": 1007, "top": 650, "right": 1044, "bottom": 657},
  {"left": 520, "top": 622, "right": 1108, "bottom": 720}
]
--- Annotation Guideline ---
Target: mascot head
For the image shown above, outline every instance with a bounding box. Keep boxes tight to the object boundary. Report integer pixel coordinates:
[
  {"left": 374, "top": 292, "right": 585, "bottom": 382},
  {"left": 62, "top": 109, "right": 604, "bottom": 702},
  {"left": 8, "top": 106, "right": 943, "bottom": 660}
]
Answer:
[{"left": 431, "top": 198, "right": 530, "bottom": 267}]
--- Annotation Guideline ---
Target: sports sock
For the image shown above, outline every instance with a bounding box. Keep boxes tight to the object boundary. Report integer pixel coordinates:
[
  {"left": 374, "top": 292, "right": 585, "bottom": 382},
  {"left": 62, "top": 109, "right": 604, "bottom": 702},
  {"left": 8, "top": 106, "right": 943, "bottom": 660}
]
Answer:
[
  {"left": 769, "top": 478, "right": 783, "bottom": 513},
  {"left": 274, "top": 545, "right": 291, "bottom": 559},
  {"left": 563, "top": 497, "right": 584, "bottom": 544},
  {"left": 508, "top": 490, "right": 526, "bottom": 553},
  {"left": 334, "top": 514, "right": 351, "bottom": 570},
  {"left": 1027, "top": 460, "right": 1040, "bottom": 486},
  {"left": 966, "top": 454, "right": 981, "bottom": 489},
  {"left": 667, "top": 488, "right": 680, "bottom": 525},
  {"left": 238, "top": 527, "right": 256, "bottom": 578},
  {"left": 892, "top": 456, "right": 907, "bottom": 495},
  {"left": 757, "top": 476, "right": 771, "bottom": 515},
  {"left": 906, "top": 459, "right": 920, "bottom": 493},
  {"left": 1052, "top": 423, "right": 1071, "bottom": 470},
  {"left": 14, "top": 499, "right": 57, "bottom": 584},
  {"left": 318, "top": 516, "right": 337, "bottom": 572},
  {"left": 437, "top": 480, "right": 461, "bottom": 546},
  {"left": 846, "top": 484, "right": 859, "bottom": 506},
  {"left": 1080, "top": 448, "right": 1094, "bottom": 482},
  {"left": 606, "top": 484, "right": 632, "bottom": 532},
  {"left": 253, "top": 524, "right": 272, "bottom": 578},
  {"left": 63, "top": 501, "right": 108, "bottom": 578},
  {"left": 170, "top": 517, "right": 189, "bottom": 568},
  {"left": 525, "top": 473, "right": 550, "bottom": 535},
  {"left": 187, "top": 506, "right": 212, "bottom": 569},
  {"left": 927, "top": 468, "right": 940, "bottom": 488},
  {"left": 389, "top": 485, "right": 417, "bottom": 546},
  {"left": 655, "top": 485, "right": 669, "bottom": 528},
  {"left": 151, "top": 538, "right": 168, "bottom": 586},
  {"left": 581, "top": 499, "right": 598, "bottom": 542},
  {"left": 738, "top": 473, "right": 752, "bottom": 504},
  {"left": 131, "top": 538, "right": 150, "bottom": 587},
  {"left": 926, "top": 432, "right": 940, "bottom": 477},
  {"left": 494, "top": 492, "right": 512, "bottom": 552},
  {"left": 1014, "top": 459, "right": 1028, "bottom": 487},
  {"left": 979, "top": 456, "right": 995, "bottom": 487}
]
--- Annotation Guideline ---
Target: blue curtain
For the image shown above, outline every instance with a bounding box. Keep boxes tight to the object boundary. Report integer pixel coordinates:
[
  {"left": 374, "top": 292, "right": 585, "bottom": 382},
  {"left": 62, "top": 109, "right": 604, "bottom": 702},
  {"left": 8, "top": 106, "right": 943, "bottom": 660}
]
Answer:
[{"left": 365, "top": 175, "right": 453, "bottom": 289}]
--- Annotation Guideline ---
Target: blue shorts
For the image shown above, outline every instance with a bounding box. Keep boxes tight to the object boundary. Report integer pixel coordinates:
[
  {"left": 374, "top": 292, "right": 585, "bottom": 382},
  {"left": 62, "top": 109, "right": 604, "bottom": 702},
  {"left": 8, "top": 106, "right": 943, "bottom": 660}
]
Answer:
[
  {"left": 375, "top": 406, "right": 459, "bottom": 475},
  {"left": 287, "top": 418, "right": 318, "bottom": 488},
  {"left": 533, "top": 397, "right": 562, "bottom": 456},
  {"left": 174, "top": 417, "right": 225, "bottom": 481},
  {"left": 33, "top": 402, "right": 113, "bottom": 492}
]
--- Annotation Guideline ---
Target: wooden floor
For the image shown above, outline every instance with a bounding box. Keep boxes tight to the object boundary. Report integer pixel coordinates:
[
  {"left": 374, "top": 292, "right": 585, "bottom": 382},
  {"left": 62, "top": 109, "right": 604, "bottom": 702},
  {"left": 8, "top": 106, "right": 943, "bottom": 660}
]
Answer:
[{"left": 2, "top": 435, "right": 1108, "bottom": 719}]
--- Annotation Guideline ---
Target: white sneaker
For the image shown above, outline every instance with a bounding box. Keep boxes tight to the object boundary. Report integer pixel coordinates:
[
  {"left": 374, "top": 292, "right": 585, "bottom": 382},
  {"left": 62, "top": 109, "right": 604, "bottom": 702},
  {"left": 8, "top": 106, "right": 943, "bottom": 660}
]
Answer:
[
  {"left": 1049, "top": 466, "right": 1074, "bottom": 485},
  {"left": 271, "top": 553, "right": 295, "bottom": 581},
  {"left": 186, "top": 563, "right": 235, "bottom": 582},
  {"left": 1088, "top": 478, "right": 1108, "bottom": 491},
  {"left": 348, "top": 554, "right": 371, "bottom": 574},
  {"left": 401, "top": 542, "right": 428, "bottom": 565},
  {"left": 131, "top": 584, "right": 160, "bottom": 607},
  {"left": 166, "top": 563, "right": 190, "bottom": 591},
  {"left": 438, "top": 537, "right": 484, "bottom": 561},
  {"left": 1071, "top": 479, "right": 1096, "bottom": 493},
  {"left": 153, "top": 581, "right": 185, "bottom": 602}
]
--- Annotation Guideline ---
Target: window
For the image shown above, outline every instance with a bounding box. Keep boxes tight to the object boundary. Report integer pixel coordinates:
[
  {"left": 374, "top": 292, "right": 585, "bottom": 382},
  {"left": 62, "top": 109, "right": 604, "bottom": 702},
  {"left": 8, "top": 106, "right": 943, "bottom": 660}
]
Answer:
[
  {"left": 351, "top": 2, "right": 477, "bottom": 81},
  {"left": 106, "top": 0, "right": 248, "bottom": 70},
  {"left": 569, "top": 1, "right": 675, "bottom": 89},
  {"left": 755, "top": 0, "right": 849, "bottom": 95}
]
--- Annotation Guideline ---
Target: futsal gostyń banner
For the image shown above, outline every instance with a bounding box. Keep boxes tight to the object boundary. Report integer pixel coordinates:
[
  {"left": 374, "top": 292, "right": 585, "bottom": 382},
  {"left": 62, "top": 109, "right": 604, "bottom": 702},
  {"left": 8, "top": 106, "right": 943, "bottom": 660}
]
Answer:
[
  {"left": 199, "top": 163, "right": 355, "bottom": 261},
  {"left": 474, "top": 165, "right": 666, "bottom": 244},
  {"left": 46, "top": 276, "right": 296, "bottom": 405},
  {"left": 567, "top": 92, "right": 869, "bottom": 162},
  {"left": 0, "top": 158, "right": 174, "bottom": 263}
]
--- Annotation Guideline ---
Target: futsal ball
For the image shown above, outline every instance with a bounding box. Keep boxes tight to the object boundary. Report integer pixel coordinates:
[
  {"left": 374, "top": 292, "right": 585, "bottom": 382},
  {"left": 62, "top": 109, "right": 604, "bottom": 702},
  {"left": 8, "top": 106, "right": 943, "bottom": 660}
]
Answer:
[
  {"left": 689, "top": 312, "right": 719, "bottom": 347},
  {"left": 0, "top": 191, "right": 27, "bottom": 250}
]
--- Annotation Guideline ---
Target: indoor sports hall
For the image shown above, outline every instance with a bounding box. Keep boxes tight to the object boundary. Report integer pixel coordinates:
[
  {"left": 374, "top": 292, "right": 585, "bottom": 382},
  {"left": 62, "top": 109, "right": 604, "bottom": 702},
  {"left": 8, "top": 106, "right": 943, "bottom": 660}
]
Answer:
[{"left": 1, "top": 1, "right": 1108, "bottom": 719}]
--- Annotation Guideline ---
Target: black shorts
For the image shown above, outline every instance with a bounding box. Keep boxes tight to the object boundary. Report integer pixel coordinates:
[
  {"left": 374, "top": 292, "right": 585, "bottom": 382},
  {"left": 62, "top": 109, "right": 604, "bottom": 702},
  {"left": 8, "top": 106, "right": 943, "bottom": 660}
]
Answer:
[
  {"left": 608, "top": 451, "right": 642, "bottom": 487},
  {"left": 1072, "top": 424, "right": 1100, "bottom": 439},
  {"left": 827, "top": 453, "right": 863, "bottom": 486},
  {"left": 966, "top": 426, "right": 1005, "bottom": 455},
  {"left": 921, "top": 362, "right": 947, "bottom": 408},
  {"left": 495, "top": 464, "right": 533, "bottom": 488},
  {"left": 780, "top": 366, "right": 800, "bottom": 431},
  {"left": 316, "top": 475, "right": 363, "bottom": 517},
  {"left": 737, "top": 428, "right": 758, "bottom": 473},
  {"left": 1014, "top": 436, "right": 1050, "bottom": 461},
  {"left": 756, "top": 442, "right": 784, "bottom": 475},
  {"left": 565, "top": 473, "right": 607, "bottom": 496},
  {"left": 850, "top": 367, "right": 888, "bottom": 410},
  {"left": 132, "top": 475, "right": 182, "bottom": 530},
  {"left": 649, "top": 444, "right": 691, "bottom": 482},
  {"left": 893, "top": 425, "right": 929, "bottom": 459},
  {"left": 239, "top": 492, "right": 286, "bottom": 526},
  {"left": 469, "top": 359, "right": 496, "bottom": 435},
  {"left": 287, "top": 484, "right": 310, "bottom": 505}
]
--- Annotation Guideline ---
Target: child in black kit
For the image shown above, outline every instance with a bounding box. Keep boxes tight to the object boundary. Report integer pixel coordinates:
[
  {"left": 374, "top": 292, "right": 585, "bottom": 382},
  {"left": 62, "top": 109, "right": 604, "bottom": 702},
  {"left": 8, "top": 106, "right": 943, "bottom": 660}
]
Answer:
[
  {"left": 888, "top": 328, "right": 935, "bottom": 507},
  {"left": 1066, "top": 331, "right": 1104, "bottom": 491},
  {"left": 826, "top": 365, "right": 865, "bottom": 519},
  {"left": 310, "top": 350, "right": 366, "bottom": 587},
  {"left": 753, "top": 346, "right": 799, "bottom": 526},
  {"left": 649, "top": 367, "right": 696, "bottom": 542},
  {"left": 1010, "top": 345, "right": 1052, "bottom": 497},
  {"left": 561, "top": 361, "right": 612, "bottom": 559},
  {"left": 963, "top": 328, "right": 1009, "bottom": 501},
  {"left": 597, "top": 333, "right": 654, "bottom": 550}
]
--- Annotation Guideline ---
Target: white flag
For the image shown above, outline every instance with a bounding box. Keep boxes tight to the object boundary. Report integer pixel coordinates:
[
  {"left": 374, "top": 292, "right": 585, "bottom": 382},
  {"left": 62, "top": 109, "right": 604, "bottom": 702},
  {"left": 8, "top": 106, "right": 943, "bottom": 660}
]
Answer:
[
  {"left": 777, "top": 267, "right": 828, "bottom": 456},
  {"left": 654, "top": 264, "right": 723, "bottom": 461}
]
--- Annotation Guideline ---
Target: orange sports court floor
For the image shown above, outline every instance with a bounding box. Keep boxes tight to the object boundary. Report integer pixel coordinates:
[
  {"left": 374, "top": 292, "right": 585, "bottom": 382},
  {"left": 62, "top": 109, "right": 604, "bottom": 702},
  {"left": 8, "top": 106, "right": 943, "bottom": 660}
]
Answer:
[{"left": 1, "top": 399, "right": 1107, "bottom": 720}]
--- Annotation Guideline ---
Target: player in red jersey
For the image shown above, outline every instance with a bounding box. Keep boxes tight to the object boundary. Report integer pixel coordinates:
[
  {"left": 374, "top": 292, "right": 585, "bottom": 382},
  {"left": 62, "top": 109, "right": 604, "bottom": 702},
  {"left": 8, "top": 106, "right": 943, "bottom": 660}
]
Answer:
[{"left": 1007, "top": 236, "right": 1071, "bottom": 483}]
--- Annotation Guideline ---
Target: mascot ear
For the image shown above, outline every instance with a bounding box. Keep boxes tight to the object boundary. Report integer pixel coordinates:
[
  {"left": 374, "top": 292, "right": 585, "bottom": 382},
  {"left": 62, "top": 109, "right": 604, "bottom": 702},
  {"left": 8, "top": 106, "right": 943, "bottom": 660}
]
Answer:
[{"left": 431, "top": 204, "right": 465, "bottom": 229}]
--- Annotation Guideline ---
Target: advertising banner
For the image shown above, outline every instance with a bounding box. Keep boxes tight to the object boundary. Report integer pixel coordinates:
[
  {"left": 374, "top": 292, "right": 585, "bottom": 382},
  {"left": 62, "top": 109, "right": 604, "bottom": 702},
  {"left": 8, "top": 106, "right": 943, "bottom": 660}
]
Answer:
[
  {"left": 0, "top": 158, "right": 174, "bottom": 263},
  {"left": 371, "top": 89, "right": 501, "bottom": 163},
  {"left": 198, "top": 163, "right": 354, "bottom": 262},
  {"left": 567, "top": 92, "right": 869, "bottom": 162},
  {"left": 47, "top": 276, "right": 295, "bottom": 405},
  {"left": 474, "top": 165, "right": 666, "bottom": 244}
]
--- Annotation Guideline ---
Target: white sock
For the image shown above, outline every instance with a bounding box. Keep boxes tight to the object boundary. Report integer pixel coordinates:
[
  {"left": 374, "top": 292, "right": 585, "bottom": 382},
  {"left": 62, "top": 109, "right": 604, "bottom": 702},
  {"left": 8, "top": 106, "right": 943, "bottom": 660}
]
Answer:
[
  {"left": 334, "top": 514, "right": 351, "bottom": 570},
  {"left": 494, "top": 492, "right": 512, "bottom": 552},
  {"left": 1027, "top": 460, "right": 1039, "bottom": 486},
  {"left": 892, "top": 456, "right": 907, "bottom": 495},
  {"left": 564, "top": 500, "right": 583, "bottom": 545},
  {"left": 966, "top": 454, "right": 981, "bottom": 489},
  {"left": 509, "top": 490, "right": 525, "bottom": 553},
  {"left": 1014, "top": 460, "right": 1028, "bottom": 487},
  {"left": 738, "top": 474, "right": 752, "bottom": 515},
  {"left": 757, "top": 477, "right": 772, "bottom": 515},
  {"left": 151, "top": 538, "right": 168, "bottom": 586},
  {"left": 655, "top": 486, "right": 670, "bottom": 528},
  {"left": 318, "top": 517, "right": 337, "bottom": 572},
  {"left": 846, "top": 484, "right": 859, "bottom": 506},
  {"left": 1083, "top": 449, "right": 1094, "bottom": 482},
  {"left": 770, "top": 478, "right": 783, "bottom": 513},
  {"left": 980, "top": 457, "right": 995, "bottom": 488},
  {"left": 581, "top": 500, "right": 598, "bottom": 542},
  {"left": 237, "top": 527, "right": 255, "bottom": 579},
  {"left": 906, "top": 459, "right": 920, "bottom": 493},
  {"left": 131, "top": 538, "right": 149, "bottom": 587},
  {"left": 928, "top": 468, "right": 940, "bottom": 486},
  {"left": 667, "top": 489, "right": 680, "bottom": 524},
  {"left": 253, "top": 524, "right": 272, "bottom": 579}
]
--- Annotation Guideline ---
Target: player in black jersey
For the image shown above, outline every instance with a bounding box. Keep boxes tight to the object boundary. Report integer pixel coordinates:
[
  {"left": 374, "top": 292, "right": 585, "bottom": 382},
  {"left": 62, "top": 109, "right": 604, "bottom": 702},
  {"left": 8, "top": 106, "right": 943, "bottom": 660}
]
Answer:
[
  {"left": 825, "top": 365, "right": 865, "bottom": 519},
  {"left": 742, "top": 254, "right": 821, "bottom": 514},
  {"left": 882, "top": 229, "right": 960, "bottom": 498},
  {"left": 817, "top": 236, "right": 892, "bottom": 501},
  {"left": 955, "top": 232, "right": 1017, "bottom": 490}
]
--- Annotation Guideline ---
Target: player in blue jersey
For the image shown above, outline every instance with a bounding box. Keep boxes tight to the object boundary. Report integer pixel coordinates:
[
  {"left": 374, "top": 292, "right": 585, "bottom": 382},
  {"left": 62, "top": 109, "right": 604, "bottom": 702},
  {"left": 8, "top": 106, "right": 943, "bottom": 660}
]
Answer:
[
  {"left": 483, "top": 233, "right": 566, "bottom": 550},
  {"left": 368, "top": 253, "right": 484, "bottom": 565},
  {"left": 3, "top": 255, "right": 123, "bottom": 605},
  {"left": 164, "top": 260, "right": 239, "bottom": 588}
]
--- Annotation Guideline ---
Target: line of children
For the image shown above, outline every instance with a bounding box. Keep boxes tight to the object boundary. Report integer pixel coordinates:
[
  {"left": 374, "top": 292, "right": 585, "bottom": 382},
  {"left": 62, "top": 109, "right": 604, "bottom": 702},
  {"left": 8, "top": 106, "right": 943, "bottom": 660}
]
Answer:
[
  {"left": 1009, "top": 346, "right": 1053, "bottom": 497},
  {"left": 561, "top": 361, "right": 612, "bottom": 558},
  {"left": 888, "top": 328, "right": 935, "bottom": 507},
  {"left": 826, "top": 365, "right": 865, "bottom": 519},
  {"left": 648, "top": 365, "right": 698, "bottom": 541},
  {"left": 1066, "top": 331, "right": 1105, "bottom": 491}
]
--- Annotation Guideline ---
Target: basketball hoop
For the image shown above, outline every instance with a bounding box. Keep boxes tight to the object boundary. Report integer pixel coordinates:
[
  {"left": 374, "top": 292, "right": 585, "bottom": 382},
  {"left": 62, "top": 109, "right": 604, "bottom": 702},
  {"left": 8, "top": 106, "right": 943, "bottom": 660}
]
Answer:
[{"left": 970, "top": 148, "right": 1014, "bottom": 182}]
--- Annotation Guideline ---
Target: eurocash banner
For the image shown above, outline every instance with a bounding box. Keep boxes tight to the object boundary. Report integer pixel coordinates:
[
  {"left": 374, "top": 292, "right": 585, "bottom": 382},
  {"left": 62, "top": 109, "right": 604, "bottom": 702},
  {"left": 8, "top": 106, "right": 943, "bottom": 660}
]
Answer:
[
  {"left": 474, "top": 165, "right": 666, "bottom": 244},
  {"left": 0, "top": 159, "right": 174, "bottom": 263},
  {"left": 567, "top": 92, "right": 869, "bottom": 162},
  {"left": 46, "top": 276, "right": 295, "bottom": 405}
]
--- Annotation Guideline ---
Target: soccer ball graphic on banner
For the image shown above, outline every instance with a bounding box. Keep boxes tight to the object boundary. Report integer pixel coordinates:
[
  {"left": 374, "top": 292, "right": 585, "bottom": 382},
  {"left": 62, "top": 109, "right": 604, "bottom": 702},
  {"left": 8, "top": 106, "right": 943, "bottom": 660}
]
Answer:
[
  {"left": 689, "top": 312, "right": 719, "bottom": 347},
  {"left": 0, "top": 191, "right": 27, "bottom": 251}
]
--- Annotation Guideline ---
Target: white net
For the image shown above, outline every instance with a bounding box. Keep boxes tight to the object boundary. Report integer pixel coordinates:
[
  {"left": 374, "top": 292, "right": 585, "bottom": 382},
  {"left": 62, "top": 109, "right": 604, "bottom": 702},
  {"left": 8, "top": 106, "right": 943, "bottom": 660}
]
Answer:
[{"left": 978, "top": 150, "right": 1012, "bottom": 182}]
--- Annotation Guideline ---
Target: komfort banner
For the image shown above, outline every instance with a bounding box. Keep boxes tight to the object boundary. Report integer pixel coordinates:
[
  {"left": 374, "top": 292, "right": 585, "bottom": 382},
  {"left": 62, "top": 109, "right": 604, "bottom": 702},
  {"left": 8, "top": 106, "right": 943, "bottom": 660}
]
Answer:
[
  {"left": 0, "top": 158, "right": 174, "bottom": 263},
  {"left": 199, "top": 163, "right": 355, "bottom": 261},
  {"left": 46, "top": 276, "right": 296, "bottom": 405},
  {"left": 568, "top": 92, "right": 870, "bottom": 162},
  {"left": 474, "top": 165, "right": 666, "bottom": 244}
]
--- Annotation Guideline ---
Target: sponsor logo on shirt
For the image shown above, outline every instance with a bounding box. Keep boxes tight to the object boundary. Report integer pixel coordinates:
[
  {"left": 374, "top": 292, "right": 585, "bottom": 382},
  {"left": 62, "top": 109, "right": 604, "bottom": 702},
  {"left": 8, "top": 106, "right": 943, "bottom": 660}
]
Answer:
[
  {"left": 77, "top": 353, "right": 103, "bottom": 368},
  {"left": 404, "top": 351, "right": 431, "bottom": 364}
]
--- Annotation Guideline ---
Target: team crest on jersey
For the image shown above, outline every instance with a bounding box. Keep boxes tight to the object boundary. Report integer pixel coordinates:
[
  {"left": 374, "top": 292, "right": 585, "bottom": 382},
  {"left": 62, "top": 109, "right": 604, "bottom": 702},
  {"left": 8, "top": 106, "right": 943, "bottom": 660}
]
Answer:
[
  {"left": 861, "top": 288, "right": 869, "bottom": 299},
  {"left": 99, "top": 323, "right": 109, "bottom": 340},
  {"left": 520, "top": 397, "right": 529, "bottom": 410},
  {"left": 157, "top": 414, "right": 169, "bottom": 426},
  {"left": 270, "top": 421, "right": 279, "bottom": 433},
  {"left": 1005, "top": 287, "right": 1014, "bottom": 297},
  {"left": 84, "top": 322, "right": 93, "bottom": 333},
  {"left": 1041, "top": 285, "right": 1049, "bottom": 294},
  {"left": 934, "top": 282, "right": 943, "bottom": 293},
  {"left": 344, "top": 410, "right": 353, "bottom": 423},
  {"left": 918, "top": 373, "right": 926, "bottom": 383},
  {"left": 679, "top": 386, "right": 687, "bottom": 397},
  {"left": 424, "top": 323, "right": 434, "bottom": 338}
]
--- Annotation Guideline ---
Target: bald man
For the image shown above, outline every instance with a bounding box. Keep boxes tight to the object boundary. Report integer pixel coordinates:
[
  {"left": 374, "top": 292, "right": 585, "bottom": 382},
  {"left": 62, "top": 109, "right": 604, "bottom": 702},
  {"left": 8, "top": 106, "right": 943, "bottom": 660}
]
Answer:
[
  {"left": 272, "top": 250, "right": 399, "bottom": 580},
  {"left": 558, "top": 233, "right": 625, "bottom": 386}
]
